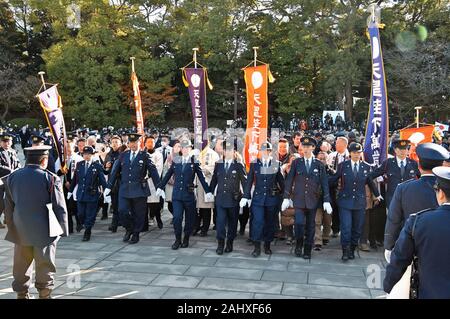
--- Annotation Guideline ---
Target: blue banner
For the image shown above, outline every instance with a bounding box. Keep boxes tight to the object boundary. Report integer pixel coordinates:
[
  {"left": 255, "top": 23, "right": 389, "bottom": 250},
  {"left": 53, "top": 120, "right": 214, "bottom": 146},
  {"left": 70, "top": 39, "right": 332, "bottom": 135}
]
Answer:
[{"left": 364, "top": 24, "right": 389, "bottom": 166}]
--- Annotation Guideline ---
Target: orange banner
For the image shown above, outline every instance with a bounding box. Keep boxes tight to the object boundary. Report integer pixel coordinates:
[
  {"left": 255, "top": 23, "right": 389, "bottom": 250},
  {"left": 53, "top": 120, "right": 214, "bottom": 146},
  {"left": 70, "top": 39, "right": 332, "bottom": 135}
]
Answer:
[
  {"left": 400, "top": 125, "right": 435, "bottom": 162},
  {"left": 131, "top": 71, "right": 145, "bottom": 149},
  {"left": 243, "top": 65, "right": 269, "bottom": 170}
]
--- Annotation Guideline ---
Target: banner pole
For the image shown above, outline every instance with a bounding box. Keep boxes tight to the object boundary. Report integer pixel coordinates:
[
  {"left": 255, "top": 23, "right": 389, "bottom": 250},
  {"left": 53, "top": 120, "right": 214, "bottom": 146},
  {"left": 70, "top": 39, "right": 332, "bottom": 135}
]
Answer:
[
  {"left": 415, "top": 107, "right": 422, "bottom": 128},
  {"left": 253, "top": 47, "right": 259, "bottom": 67},
  {"left": 38, "top": 71, "right": 47, "bottom": 90},
  {"left": 193, "top": 48, "right": 199, "bottom": 69},
  {"left": 130, "top": 57, "right": 135, "bottom": 73}
]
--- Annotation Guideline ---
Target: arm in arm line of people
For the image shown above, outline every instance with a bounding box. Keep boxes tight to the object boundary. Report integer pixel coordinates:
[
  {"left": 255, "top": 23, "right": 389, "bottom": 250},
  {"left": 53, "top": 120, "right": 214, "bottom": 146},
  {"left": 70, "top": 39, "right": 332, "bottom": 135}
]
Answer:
[
  {"left": 194, "top": 161, "right": 214, "bottom": 201},
  {"left": 104, "top": 157, "right": 122, "bottom": 195}
]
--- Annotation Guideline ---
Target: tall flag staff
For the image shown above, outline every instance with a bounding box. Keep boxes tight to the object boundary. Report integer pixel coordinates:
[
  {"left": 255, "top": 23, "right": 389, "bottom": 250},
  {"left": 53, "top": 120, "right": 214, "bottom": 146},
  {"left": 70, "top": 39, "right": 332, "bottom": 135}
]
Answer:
[{"left": 130, "top": 57, "right": 145, "bottom": 149}]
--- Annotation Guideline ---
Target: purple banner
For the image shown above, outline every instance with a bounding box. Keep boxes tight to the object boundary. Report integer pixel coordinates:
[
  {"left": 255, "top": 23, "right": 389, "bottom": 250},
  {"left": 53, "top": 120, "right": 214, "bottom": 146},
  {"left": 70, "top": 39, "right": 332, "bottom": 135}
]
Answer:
[
  {"left": 185, "top": 68, "right": 208, "bottom": 150},
  {"left": 364, "top": 25, "right": 389, "bottom": 166}
]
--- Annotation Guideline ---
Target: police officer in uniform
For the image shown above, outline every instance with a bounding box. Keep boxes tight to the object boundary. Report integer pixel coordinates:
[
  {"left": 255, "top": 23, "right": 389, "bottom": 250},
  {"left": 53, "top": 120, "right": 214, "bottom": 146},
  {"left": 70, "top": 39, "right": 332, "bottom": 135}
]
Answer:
[
  {"left": 30, "top": 133, "right": 57, "bottom": 174},
  {"left": 104, "top": 135, "right": 123, "bottom": 232},
  {"left": 3, "top": 146, "right": 68, "bottom": 299},
  {"left": 106, "top": 133, "right": 161, "bottom": 244},
  {"left": 68, "top": 146, "right": 108, "bottom": 241},
  {"left": 240, "top": 142, "right": 285, "bottom": 257},
  {"left": 0, "top": 133, "right": 20, "bottom": 229},
  {"left": 384, "top": 166, "right": 450, "bottom": 299},
  {"left": 282, "top": 137, "right": 333, "bottom": 259},
  {"left": 330, "top": 142, "right": 382, "bottom": 261},
  {"left": 384, "top": 143, "right": 449, "bottom": 260},
  {"left": 369, "top": 139, "right": 420, "bottom": 208},
  {"left": 156, "top": 139, "right": 213, "bottom": 250},
  {"left": 210, "top": 140, "right": 247, "bottom": 255}
]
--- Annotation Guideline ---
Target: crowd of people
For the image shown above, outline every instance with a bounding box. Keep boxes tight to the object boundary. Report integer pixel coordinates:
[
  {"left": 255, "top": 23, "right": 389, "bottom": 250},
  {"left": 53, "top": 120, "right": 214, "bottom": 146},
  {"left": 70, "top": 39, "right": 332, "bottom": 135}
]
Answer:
[{"left": 1, "top": 120, "right": 450, "bottom": 299}]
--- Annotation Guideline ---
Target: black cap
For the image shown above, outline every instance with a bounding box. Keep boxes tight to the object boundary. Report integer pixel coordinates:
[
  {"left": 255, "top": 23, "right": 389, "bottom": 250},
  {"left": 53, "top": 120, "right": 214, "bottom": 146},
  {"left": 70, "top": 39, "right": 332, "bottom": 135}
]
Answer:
[
  {"left": 67, "top": 132, "right": 76, "bottom": 141},
  {"left": 433, "top": 166, "right": 450, "bottom": 190},
  {"left": 24, "top": 145, "right": 51, "bottom": 156},
  {"left": 349, "top": 142, "right": 363, "bottom": 153},
  {"left": 0, "top": 133, "right": 13, "bottom": 141},
  {"left": 348, "top": 132, "right": 356, "bottom": 139},
  {"left": 260, "top": 141, "right": 272, "bottom": 151},
  {"left": 82, "top": 146, "right": 95, "bottom": 154},
  {"left": 301, "top": 136, "right": 317, "bottom": 147},
  {"left": 392, "top": 139, "right": 410, "bottom": 149},
  {"left": 128, "top": 133, "right": 142, "bottom": 142},
  {"left": 31, "top": 133, "right": 45, "bottom": 144},
  {"left": 416, "top": 143, "right": 449, "bottom": 161}
]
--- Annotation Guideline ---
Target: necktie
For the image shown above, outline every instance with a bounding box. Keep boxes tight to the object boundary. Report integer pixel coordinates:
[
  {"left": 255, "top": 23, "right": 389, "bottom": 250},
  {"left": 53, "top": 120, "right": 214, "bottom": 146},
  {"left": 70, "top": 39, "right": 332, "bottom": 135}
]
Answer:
[
  {"left": 85, "top": 162, "right": 90, "bottom": 175},
  {"left": 400, "top": 161, "right": 405, "bottom": 176},
  {"left": 306, "top": 159, "right": 310, "bottom": 174},
  {"left": 162, "top": 147, "right": 167, "bottom": 163},
  {"left": 353, "top": 163, "right": 358, "bottom": 177},
  {"left": 131, "top": 152, "right": 136, "bottom": 163}
]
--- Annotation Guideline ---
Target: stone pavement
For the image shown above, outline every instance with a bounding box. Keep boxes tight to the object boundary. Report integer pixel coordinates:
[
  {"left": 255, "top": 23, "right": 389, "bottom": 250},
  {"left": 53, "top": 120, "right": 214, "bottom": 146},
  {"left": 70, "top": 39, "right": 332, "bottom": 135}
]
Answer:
[{"left": 0, "top": 210, "right": 388, "bottom": 299}]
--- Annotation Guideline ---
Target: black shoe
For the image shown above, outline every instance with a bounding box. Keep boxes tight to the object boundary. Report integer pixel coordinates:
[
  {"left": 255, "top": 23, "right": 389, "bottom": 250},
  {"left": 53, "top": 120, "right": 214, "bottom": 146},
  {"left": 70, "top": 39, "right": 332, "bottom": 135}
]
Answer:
[
  {"left": 295, "top": 239, "right": 303, "bottom": 257},
  {"left": 76, "top": 224, "right": 84, "bottom": 233},
  {"left": 212, "top": 225, "right": 216, "bottom": 230},
  {"left": 323, "top": 239, "right": 329, "bottom": 245},
  {"left": 246, "top": 238, "right": 253, "bottom": 244},
  {"left": 69, "top": 229, "right": 74, "bottom": 234},
  {"left": 192, "top": 228, "right": 200, "bottom": 236},
  {"left": 157, "top": 221, "right": 163, "bottom": 229},
  {"left": 239, "top": 227, "right": 245, "bottom": 236},
  {"left": 264, "top": 242, "right": 272, "bottom": 255},
  {"left": 129, "top": 233, "right": 140, "bottom": 244},
  {"left": 224, "top": 240, "right": 233, "bottom": 253},
  {"left": 314, "top": 244, "right": 322, "bottom": 251},
  {"left": 370, "top": 242, "right": 378, "bottom": 250},
  {"left": 123, "top": 231, "right": 132, "bottom": 242},
  {"left": 216, "top": 240, "right": 225, "bottom": 255},
  {"left": 349, "top": 246, "right": 356, "bottom": 260},
  {"left": 82, "top": 229, "right": 91, "bottom": 242},
  {"left": 199, "top": 231, "right": 207, "bottom": 237},
  {"left": 342, "top": 247, "right": 350, "bottom": 261},
  {"left": 181, "top": 236, "right": 189, "bottom": 248},
  {"left": 110, "top": 225, "right": 118, "bottom": 233},
  {"left": 303, "top": 245, "right": 312, "bottom": 260},
  {"left": 101, "top": 215, "right": 108, "bottom": 220},
  {"left": 252, "top": 242, "right": 261, "bottom": 257},
  {"left": 172, "top": 238, "right": 181, "bottom": 250}
]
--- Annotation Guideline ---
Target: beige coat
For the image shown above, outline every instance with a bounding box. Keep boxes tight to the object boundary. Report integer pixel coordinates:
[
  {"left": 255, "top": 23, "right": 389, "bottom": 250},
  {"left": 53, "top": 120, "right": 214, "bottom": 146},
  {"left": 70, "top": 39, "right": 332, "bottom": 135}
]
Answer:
[{"left": 196, "top": 147, "right": 219, "bottom": 208}]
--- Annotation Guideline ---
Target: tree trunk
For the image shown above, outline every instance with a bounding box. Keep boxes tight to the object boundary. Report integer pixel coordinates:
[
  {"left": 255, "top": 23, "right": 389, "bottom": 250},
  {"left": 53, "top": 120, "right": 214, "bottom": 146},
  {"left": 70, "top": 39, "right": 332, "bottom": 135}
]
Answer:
[{"left": 344, "top": 81, "right": 353, "bottom": 121}]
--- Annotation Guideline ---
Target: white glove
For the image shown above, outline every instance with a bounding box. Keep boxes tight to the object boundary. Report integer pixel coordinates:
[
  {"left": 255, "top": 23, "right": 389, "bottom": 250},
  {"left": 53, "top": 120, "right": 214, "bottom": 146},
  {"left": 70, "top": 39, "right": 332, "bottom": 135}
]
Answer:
[
  {"left": 155, "top": 188, "right": 165, "bottom": 199},
  {"left": 206, "top": 192, "right": 214, "bottom": 202},
  {"left": 239, "top": 198, "right": 248, "bottom": 208},
  {"left": 376, "top": 195, "right": 384, "bottom": 202},
  {"left": 247, "top": 199, "right": 251, "bottom": 207},
  {"left": 104, "top": 188, "right": 111, "bottom": 197},
  {"left": 384, "top": 249, "right": 391, "bottom": 263},
  {"left": 104, "top": 195, "right": 112, "bottom": 204},
  {"left": 323, "top": 202, "right": 333, "bottom": 215},
  {"left": 67, "top": 192, "right": 72, "bottom": 200},
  {"left": 289, "top": 199, "right": 293, "bottom": 208},
  {"left": 281, "top": 199, "right": 290, "bottom": 211}
]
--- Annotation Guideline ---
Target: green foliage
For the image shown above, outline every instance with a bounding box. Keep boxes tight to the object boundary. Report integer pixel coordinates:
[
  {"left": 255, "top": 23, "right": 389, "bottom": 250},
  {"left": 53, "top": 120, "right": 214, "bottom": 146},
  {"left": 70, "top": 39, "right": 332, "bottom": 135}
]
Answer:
[{"left": 1, "top": 0, "right": 449, "bottom": 128}]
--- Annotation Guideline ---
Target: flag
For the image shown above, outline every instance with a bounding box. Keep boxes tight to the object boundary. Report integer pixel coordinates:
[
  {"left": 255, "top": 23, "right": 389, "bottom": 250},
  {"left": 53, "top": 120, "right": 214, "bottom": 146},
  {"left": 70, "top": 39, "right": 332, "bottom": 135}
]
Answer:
[
  {"left": 182, "top": 67, "right": 212, "bottom": 150},
  {"left": 363, "top": 22, "right": 389, "bottom": 166},
  {"left": 131, "top": 71, "right": 145, "bottom": 149},
  {"left": 435, "top": 121, "right": 449, "bottom": 132},
  {"left": 243, "top": 64, "right": 273, "bottom": 170},
  {"left": 400, "top": 125, "right": 435, "bottom": 162},
  {"left": 37, "top": 85, "right": 67, "bottom": 173}
]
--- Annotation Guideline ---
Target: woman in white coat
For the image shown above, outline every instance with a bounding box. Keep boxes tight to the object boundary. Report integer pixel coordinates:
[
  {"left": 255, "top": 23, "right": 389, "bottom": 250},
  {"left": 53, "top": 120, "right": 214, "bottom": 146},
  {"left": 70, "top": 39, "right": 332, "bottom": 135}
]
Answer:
[
  {"left": 143, "top": 136, "right": 164, "bottom": 230},
  {"left": 194, "top": 143, "right": 219, "bottom": 236}
]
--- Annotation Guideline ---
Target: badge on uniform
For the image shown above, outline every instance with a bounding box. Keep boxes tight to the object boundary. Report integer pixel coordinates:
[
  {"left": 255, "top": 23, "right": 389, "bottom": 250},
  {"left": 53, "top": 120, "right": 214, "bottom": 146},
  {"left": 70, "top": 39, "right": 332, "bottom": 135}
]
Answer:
[
  {"left": 139, "top": 160, "right": 143, "bottom": 164},
  {"left": 364, "top": 170, "right": 368, "bottom": 174},
  {"left": 232, "top": 170, "right": 237, "bottom": 174},
  {"left": 410, "top": 170, "right": 414, "bottom": 173},
  {"left": 313, "top": 169, "right": 318, "bottom": 173}
]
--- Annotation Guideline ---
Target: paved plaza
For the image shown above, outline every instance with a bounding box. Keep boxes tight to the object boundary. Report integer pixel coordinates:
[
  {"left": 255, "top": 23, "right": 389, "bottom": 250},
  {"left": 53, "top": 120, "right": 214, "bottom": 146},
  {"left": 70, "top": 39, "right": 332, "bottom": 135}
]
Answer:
[{"left": 0, "top": 210, "right": 388, "bottom": 299}]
